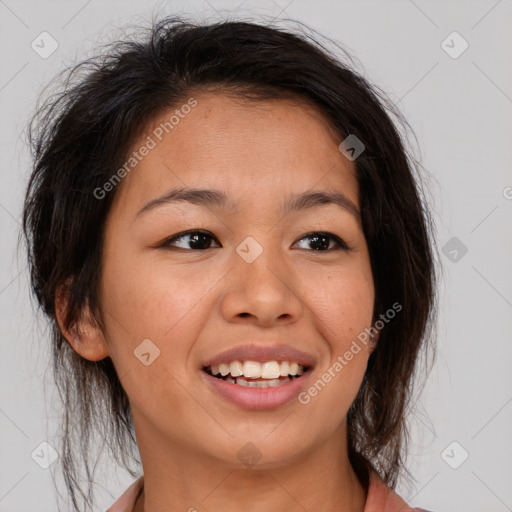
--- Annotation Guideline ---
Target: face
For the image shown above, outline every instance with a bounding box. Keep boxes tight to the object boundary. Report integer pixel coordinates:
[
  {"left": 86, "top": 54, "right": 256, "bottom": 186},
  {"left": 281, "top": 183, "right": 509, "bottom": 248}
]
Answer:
[{"left": 81, "top": 92, "right": 375, "bottom": 470}]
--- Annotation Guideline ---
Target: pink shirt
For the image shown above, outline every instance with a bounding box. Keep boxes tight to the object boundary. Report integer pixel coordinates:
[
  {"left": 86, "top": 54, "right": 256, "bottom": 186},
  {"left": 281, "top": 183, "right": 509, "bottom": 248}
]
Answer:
[{"left": 106, "top": 472, "right": 431, "bottom": 511}]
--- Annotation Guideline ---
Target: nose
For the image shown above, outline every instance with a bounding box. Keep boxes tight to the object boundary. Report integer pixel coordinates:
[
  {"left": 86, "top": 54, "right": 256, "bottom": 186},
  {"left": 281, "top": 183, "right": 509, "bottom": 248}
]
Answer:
[{"left": 219, "top": 243, "right": 304, "bottom": 327}]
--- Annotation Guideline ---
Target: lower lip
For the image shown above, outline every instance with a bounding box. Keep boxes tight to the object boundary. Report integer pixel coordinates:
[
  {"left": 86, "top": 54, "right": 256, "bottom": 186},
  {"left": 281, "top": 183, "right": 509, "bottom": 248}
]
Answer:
[{"left": 200, "top": 370, "right": 313, "bottom": 411}]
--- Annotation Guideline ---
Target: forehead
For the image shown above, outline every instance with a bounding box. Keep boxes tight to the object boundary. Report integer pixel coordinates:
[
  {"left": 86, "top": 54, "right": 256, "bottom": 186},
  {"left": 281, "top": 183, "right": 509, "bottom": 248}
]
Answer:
[{"left": 111, "top": 92, "right": 359, "bottom": 216}]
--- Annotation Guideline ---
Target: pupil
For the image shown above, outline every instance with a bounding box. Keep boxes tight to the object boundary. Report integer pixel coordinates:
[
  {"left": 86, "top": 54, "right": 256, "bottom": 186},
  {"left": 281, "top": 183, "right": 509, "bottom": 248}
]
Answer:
[
  {"left": 311, "top": 235, "right": 328, "bottom": 250},
  {"left": 191, "top": 233, "right": 210, "bottom": 249}
]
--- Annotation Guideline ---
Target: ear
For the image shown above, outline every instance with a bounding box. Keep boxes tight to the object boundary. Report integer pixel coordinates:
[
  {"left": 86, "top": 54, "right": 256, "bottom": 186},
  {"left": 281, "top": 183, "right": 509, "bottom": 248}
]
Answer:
[
  {"left": 55, "top": 282, "right": 110, "bottom": 361},
  {"left": 369, "top": 331, "right": 380, "bottom": 353}
]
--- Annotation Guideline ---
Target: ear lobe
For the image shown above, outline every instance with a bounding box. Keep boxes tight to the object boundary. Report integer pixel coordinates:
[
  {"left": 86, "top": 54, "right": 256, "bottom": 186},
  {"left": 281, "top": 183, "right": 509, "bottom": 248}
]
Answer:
[{"left": 55, "top": 283, "right": 110, "bottom": 362}]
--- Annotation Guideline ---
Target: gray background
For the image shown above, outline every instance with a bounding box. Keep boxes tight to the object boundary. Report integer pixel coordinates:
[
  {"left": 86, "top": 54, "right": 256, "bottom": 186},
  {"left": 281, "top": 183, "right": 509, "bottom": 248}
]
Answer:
[{"left": 1, "top": 0, "right": 511, "bottom": 511}]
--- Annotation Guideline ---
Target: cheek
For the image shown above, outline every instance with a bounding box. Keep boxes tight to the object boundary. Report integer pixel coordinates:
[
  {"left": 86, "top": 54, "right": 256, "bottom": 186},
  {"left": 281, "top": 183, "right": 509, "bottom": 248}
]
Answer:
[
  {"left": 298, "top": 262, "right": 374, "bottom": 400},
  {"left": 296, "top": 269, "right": 373, "bottom": 432},
  {"left": 301, "top": 262, "right": 375, "bottom": 345},
  {"left": 98, "top": 245, "right": 216, "bottom": 389},
  {"left": 101, "top": 247, "right": 214, "bottom": 335},
  {"left": 98, "top": 254, "right": 217, "bottom": 420}
]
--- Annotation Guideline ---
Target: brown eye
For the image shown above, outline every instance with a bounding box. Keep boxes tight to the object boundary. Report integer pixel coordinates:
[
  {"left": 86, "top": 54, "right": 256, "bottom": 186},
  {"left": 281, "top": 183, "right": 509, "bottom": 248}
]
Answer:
[
  {"left": 160, "top": 230, "right": 221, "bottom": 250},
  {"left": 293, "top": 232, "right": 351, "bottom": 251}
]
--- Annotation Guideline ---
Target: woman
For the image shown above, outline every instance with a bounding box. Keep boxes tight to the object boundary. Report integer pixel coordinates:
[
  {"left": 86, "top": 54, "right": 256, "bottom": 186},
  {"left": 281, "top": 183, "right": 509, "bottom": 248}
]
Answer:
[{"left": 22, "top": 15, "right": 438, "bottom": 512}]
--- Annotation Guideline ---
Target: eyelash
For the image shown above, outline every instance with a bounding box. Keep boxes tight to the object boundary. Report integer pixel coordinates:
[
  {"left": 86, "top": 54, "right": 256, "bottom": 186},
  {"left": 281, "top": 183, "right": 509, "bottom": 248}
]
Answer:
[{"left": 158, "top": 230, "right": 352, "bottom": 252}]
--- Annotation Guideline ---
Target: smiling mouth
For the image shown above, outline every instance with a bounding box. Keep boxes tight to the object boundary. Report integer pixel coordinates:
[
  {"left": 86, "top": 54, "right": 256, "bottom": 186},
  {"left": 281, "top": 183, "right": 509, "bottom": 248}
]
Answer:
[{"left": 203, "top": 364, "right": 311, "bottom": 388}]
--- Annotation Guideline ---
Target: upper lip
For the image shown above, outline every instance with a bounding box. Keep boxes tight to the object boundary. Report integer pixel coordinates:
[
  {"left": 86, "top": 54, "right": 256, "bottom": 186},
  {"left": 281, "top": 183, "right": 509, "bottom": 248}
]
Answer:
[{"left": 202, "top": 344, "right": 317, "bottom": 369}]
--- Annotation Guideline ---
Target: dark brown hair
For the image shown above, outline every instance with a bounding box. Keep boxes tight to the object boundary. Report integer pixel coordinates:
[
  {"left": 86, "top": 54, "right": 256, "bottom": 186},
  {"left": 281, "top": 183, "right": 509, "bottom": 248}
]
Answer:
[{"left": 22, "top": 15, "right": 438, "bottom": 511}]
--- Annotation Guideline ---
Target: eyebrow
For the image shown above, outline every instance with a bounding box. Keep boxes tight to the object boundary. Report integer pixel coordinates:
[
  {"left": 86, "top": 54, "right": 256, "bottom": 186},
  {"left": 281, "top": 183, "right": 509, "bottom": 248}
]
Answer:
[{"left": 135, "top": 186, "right": 361, "bottom": 223}]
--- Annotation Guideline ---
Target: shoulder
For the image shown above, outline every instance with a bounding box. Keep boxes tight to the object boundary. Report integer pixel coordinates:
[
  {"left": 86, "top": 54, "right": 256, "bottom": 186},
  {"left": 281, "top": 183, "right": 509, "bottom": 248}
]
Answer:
[
  {"left": 365, "top": 472, "right": 435, "bottom": 512},
  {"left": 106, "top": 475, "right": 144, "bottom": 512}
]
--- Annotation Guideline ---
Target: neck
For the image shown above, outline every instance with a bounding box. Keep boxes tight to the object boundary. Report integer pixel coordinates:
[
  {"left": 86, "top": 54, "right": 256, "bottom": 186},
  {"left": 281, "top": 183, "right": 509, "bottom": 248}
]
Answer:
[{"left": 131, "top": 416, "right": 367, "bottom": 512}]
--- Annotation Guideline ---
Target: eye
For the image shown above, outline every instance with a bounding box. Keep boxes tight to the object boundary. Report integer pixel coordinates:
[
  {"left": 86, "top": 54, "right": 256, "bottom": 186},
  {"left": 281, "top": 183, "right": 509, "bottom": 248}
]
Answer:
[
  {"left": 158, "top": 230, "right": 351, "bottom": 252},
  {"left": 159, "top": 230, "right": 221, "bottom": 250},
  {"left": 293, "top": 231, "right": 351, "bottom": 251}
]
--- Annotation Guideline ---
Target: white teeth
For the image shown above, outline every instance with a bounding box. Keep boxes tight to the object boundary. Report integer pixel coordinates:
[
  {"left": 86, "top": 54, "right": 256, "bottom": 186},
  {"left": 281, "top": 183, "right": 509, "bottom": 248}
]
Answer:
[
  {"left": 289, "top": 362, "right": 299, "bottom": 375},
  {"left": 242, "top": 361, "right": 261, "bottom": 378},
  {"left": 207, "top": 360, "right": 306, "bottom": 379},
  {"left": 261, "top": 361, "right": 281, "bottom": 379},
  {"left": 234, "top": 376, "right": 291, "bottom": 388},
  {"left": 219, "top": 363, "right": 230, "bottom": 376},
  {"left": 229, "top": 361, "right": 243, "bottom": 377}
]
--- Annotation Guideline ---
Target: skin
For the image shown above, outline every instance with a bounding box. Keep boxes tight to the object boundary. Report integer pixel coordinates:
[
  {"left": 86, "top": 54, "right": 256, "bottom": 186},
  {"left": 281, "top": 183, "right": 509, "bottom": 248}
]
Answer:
[{"left": 57, "top": 91, "right": 378, "bottom": 512}]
